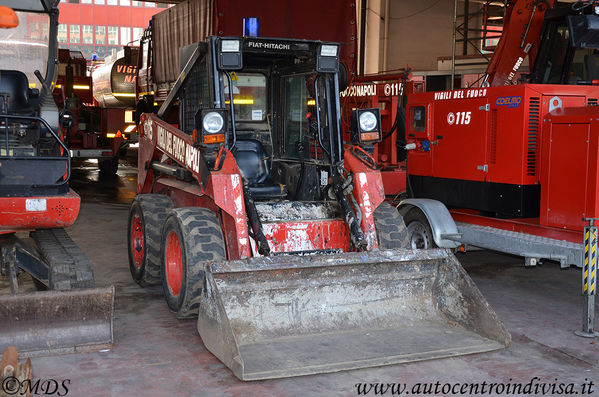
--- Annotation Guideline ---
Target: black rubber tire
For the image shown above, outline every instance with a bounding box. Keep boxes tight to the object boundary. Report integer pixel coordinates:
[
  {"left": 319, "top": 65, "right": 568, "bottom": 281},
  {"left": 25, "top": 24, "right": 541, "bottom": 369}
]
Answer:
[
  {"left": 128, "top": 194, "right": 174, "bottom": 287},
  {"left": 403, "top": 207, "right": 437, "bottom": 249},
  {"left": 161, "top": 208, "right": 226, "bottom": 318},
  {"left": 373, "top": 202, "right": 411, "bottom": 249},
  {"left": 99, "top": 156, "right": 119, "bottom": 175}
]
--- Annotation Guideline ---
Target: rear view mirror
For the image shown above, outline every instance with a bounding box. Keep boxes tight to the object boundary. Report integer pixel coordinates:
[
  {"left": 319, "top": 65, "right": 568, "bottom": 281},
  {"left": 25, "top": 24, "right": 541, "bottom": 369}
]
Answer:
[{"left": 0, "top": 6, "right": 18, "bottom": 29}]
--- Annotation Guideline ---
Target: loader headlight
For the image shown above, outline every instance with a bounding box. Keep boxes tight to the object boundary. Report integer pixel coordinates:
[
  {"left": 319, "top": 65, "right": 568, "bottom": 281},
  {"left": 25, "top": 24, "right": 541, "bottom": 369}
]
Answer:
[
  {"left": 203, "top": 111, "right": 224, "bottom": 133},
  {"left": 316, "top": 43, "right": 339, "bottom": 73},
  {"left": 359, "top": 111, "right": 378, "bottom": 132},
  {"left": 350, "top": 108, "right": 382, "bottom": 145},
  {"left": 196, "top": 108, "right": 229, "bottom": 146},
  {"left": 218, "top": 38, "right": 243, "bottom": 70}
]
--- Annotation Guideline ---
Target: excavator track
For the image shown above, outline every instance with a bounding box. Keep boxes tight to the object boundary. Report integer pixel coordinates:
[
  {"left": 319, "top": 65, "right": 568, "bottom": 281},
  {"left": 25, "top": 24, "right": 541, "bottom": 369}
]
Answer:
[
  {"left": 30, "top": 229, "right": 94, "bottom": 290},
  {"left": 1, "top": 230, "right": 114, "bottom": 356}
]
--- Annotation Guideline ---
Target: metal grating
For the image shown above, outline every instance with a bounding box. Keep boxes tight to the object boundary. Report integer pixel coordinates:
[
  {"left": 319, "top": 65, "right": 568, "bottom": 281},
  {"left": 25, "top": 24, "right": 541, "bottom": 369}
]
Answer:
[
  {"left": 180, "top": 56, "right": 210, "bottom": 135},
  {"left": 588, "top": 98, "right": 598, "bottom": 106},
  {"left": 490, "top": 109, "right": 497, "bottom": 164},
  {"left": 526, "top": 97, "right": 540, "bottom": 176}
]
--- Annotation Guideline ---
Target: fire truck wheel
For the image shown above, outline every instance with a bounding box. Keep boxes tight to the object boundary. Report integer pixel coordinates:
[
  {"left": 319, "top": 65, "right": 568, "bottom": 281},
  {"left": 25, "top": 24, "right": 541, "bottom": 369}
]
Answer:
[
  {"left": 99, "top": 156, "right": 119, "bottom": 175},
  {"left": 373, "top": 202, "right": 411, "bottom": 249},
  {"left": 403, "top": 208, "right": 437, "bottom": 249},
  {"left": 128, "top": 194, "right": 174, "bottom": 287},
  {"left": 161, "top": 208, "right": 225, "bottom": 318}
]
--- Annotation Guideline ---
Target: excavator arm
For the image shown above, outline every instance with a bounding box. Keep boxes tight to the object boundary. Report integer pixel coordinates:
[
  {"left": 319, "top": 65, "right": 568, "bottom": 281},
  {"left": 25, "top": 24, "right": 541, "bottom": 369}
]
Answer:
[{"left": 484, "top": 0, "right": 555, "bottom": 86}]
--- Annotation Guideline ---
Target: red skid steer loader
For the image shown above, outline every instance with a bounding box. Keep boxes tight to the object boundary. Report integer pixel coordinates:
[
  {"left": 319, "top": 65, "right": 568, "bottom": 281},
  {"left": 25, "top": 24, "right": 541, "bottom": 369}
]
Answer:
[
  {"left": 129, "top": 36, "right": 510, "bottom": 380},
  {"left": 0, "top": 1, "right": 113, "bottom": 357}
]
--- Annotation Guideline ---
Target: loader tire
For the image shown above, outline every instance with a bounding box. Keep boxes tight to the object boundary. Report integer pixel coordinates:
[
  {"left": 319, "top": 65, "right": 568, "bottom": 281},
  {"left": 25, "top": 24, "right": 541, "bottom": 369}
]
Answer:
[
  {"left": 373, "top": 202, "right": 411, "bottom": 249},
  {"left": 161, "top": 208, "right": 225, "bottom": 318},
  {"left": 128, "top": 194, "right": 174, "bottom": 287},
  {"left": 403, "top": 207, "right": 437, "bottom": 249}
]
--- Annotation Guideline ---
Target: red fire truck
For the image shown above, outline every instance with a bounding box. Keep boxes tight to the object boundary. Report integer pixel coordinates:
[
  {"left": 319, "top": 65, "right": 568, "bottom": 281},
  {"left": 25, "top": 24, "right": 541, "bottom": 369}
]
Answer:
[{"left": 53, "top": 47, "right": 138, "bottom": 174}]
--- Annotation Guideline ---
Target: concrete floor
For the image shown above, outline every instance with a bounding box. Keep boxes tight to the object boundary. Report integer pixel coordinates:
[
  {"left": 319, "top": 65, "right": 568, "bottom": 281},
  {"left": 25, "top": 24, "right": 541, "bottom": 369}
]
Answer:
[{"left": 4, "top": 156, "right": 599, "bottom": 396}]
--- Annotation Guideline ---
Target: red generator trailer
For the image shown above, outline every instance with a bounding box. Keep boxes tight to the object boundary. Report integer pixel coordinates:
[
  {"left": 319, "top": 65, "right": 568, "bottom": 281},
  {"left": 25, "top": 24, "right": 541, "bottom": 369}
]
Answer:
[
  {"left": 128, "top": 34, "right": 510, "bottom": 380},
  {"left": 0, "top": 0, "right": 113, "bottom": 356},
  {"left": 397, "top": 1, "right": 599, "bottom": 269},
  {"left": 53, "top": 48, "right": 138, "bottom": 174}
]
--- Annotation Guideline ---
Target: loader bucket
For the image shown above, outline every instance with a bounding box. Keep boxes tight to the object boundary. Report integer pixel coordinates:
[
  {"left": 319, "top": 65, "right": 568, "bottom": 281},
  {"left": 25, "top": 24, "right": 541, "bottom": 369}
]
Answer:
[
  {"left": 0, "top": 287, "right": 114, "bottom": 357},
  {"left": 198, "top": 249, "right": 510, "bottom": 380}
]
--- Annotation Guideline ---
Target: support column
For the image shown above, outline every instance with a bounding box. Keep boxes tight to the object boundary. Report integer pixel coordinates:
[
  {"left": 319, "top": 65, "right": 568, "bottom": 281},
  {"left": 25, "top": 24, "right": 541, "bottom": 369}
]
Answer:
[{"left": 575, "top": 218, "right": 598, "bottom": 338}]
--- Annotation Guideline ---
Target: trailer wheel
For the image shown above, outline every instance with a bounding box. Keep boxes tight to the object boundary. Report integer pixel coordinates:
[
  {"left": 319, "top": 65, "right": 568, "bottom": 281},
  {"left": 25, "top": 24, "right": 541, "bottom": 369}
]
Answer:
[
  {"left": 161, "top": 208, "right": 225, "bottom": 318},
  {"left": 373, "top": 202, "right": 411, "bottom": 249},
  {"left": 128, "top": 194, "right": 174, "bottom": 286},
  {"left": 403, "top": 208, "right": 437, "bottom": 249}
]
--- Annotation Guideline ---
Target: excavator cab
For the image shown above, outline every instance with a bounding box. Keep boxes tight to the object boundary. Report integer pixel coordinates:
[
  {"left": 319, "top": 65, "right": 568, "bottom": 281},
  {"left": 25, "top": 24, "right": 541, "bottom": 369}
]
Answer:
[
  {"left": 0, "top": 0, "right": 113, "bottom": 357},
  {"left": 530, "top": 5, "right": 599, "bottom": 84}
]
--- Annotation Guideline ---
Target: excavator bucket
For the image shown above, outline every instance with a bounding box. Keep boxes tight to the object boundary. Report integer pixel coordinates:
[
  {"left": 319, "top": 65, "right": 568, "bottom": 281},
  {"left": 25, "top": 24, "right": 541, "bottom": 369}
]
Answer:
[
  {"left": 0, "top": 287, "right": 114, "bottom": 357},
  {"left": 198, "top": 249, "right": 510, "bottom": 380}
]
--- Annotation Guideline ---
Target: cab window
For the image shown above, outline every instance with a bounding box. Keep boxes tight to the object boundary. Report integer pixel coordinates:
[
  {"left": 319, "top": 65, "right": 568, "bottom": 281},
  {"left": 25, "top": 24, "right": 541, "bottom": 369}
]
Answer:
[{"left": 223, "top": 73, "right": 267, "bottom": 122}]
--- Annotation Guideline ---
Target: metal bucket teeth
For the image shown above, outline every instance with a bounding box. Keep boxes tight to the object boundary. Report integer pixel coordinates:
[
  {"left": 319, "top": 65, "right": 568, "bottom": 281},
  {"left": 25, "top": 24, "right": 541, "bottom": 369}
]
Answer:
[{"left": 197, "top": 249, "right": 510, "bottom": 380}]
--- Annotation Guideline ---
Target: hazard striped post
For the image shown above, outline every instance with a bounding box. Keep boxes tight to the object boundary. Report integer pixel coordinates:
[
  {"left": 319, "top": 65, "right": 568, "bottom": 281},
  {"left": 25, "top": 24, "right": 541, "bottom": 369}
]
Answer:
[{"left": 575, "top": 218, "right": 598, "bottom": 338}]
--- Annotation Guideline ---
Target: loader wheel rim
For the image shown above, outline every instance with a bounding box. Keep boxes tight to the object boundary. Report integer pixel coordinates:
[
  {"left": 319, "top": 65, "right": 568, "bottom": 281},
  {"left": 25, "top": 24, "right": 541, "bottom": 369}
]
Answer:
[
  {"left": 131, "top": 214, "right": 144, "bottom": 269},
  {"left": 165, "top": 230, "right": 183, "bottom": 296},
  {"left": 407, "top": 221, "right": 431, "bottom": 249}
]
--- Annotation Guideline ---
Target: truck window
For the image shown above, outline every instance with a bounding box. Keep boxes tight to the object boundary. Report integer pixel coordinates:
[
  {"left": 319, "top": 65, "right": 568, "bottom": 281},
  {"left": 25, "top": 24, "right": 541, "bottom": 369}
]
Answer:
[{"left": 223, "top": 73, "right": 267, "bottom": 122}]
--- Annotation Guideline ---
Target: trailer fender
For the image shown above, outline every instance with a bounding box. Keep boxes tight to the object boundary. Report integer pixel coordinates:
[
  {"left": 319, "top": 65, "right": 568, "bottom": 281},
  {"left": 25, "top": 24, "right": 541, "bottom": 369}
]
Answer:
[{"left": 397, "top": 199, "right": 460, "bottom": 248}]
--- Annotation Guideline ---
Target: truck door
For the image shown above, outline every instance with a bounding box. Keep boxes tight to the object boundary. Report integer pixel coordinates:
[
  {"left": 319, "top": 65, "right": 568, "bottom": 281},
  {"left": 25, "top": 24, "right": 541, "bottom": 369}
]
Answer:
[{"left": 431, "top": 96, "right": 489, "bottom": 182}]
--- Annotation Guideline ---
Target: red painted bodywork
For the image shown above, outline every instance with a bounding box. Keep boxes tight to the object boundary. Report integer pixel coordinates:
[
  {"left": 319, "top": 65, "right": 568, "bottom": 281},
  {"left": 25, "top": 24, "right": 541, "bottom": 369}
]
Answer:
[
  {"left": 261, "top": 220, "right": 350, "bottom": 253},
  {"left": 344, "top": 148, "right": 385, "bottom": 249},
  {"left": 484, "top": 0, "right": 555, "bottom": 86},
  {"left": 406, "top": 83, "right": 599, "bottom": 241},
  {"left": 53, "top": 49, "right": 128, "bottom": 158},
  {"left": 0, "top": 189, "right": 81, "bottom": 234},
  {"left": 540, "top": 107, "right": 599, "bottom": 231},
  {"left": 340, "top": 74, "right": 426, "bottom": 195},
  {"left": 137, "top": 113, "right": 386, "bottom": 259}
]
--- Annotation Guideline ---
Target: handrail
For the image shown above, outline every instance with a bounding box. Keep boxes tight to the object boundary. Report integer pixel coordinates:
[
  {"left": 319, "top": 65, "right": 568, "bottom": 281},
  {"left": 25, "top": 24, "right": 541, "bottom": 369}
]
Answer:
[{"left": 0, "top": 113, "right": 71, "bottom": 185}]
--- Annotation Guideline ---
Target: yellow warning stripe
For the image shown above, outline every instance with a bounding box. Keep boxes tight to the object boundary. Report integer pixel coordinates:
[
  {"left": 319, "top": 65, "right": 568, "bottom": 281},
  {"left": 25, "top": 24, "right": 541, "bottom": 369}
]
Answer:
[
  {"left": 592, "top": 231, "right": 597, "bottom": 295},
  {"left": 584, "top": 228, "right": 592, "bottom": 293}
]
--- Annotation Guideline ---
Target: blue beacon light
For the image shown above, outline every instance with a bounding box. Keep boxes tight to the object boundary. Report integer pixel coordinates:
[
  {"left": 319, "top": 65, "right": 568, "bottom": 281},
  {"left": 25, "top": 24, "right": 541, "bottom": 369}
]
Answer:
[{"left": 243, "top": 18, "right": 260, "bottom": 37}]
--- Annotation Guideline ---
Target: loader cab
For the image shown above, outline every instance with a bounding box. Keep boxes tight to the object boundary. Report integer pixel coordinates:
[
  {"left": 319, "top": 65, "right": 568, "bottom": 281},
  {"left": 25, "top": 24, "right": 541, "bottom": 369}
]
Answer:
[{"left": 176, "top": 36, "right": 349, "bottom": 202}]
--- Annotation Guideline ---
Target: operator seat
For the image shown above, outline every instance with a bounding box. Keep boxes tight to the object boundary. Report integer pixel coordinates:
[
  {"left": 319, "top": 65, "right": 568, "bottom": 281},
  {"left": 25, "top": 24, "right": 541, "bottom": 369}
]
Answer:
[
  {"left": 233, "top": 139, "right": 287, "bottom": 200},
  {"left": 0, "top": 70, "right": 34, "bottom": 114}
]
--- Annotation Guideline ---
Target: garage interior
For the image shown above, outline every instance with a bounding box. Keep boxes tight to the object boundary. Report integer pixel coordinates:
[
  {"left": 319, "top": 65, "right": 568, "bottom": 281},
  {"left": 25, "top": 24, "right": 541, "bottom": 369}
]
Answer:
[{"left": 0, "top": 0, "right": 598, "bottom": 395}]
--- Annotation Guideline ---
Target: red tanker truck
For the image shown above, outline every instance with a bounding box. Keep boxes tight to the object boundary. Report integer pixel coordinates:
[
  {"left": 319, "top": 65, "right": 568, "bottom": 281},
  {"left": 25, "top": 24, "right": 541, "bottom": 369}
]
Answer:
[{"left": 53, "top": 47, "right": 138, "bottom": 174}]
